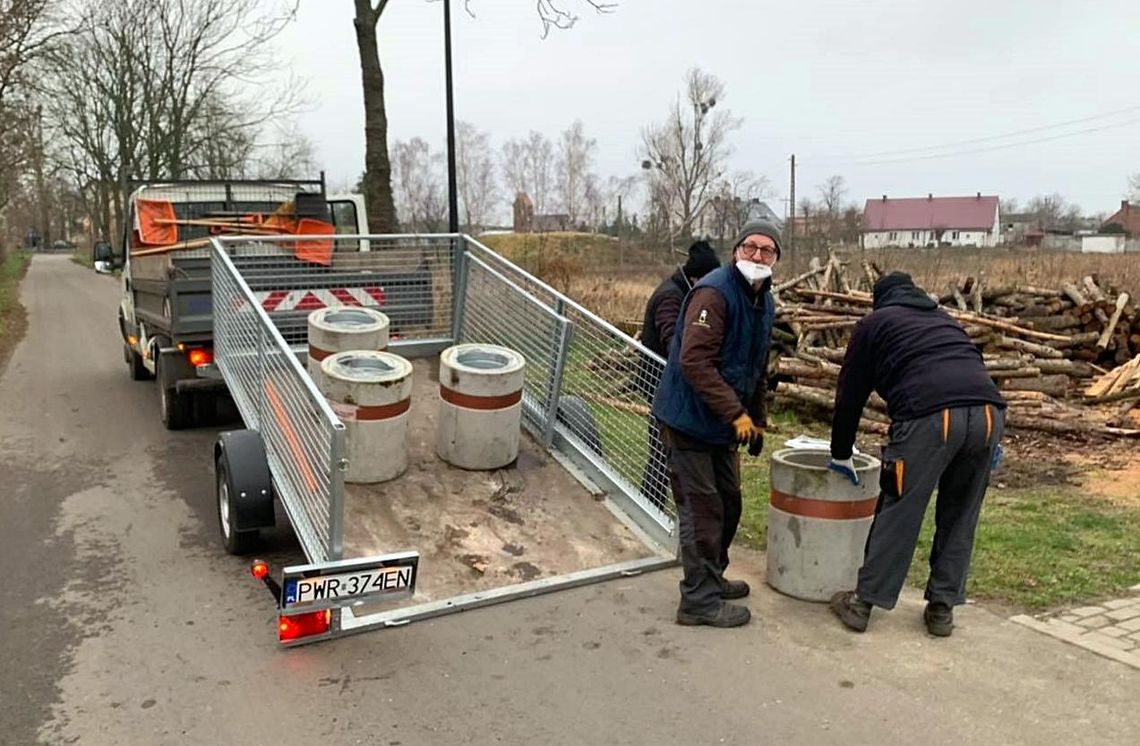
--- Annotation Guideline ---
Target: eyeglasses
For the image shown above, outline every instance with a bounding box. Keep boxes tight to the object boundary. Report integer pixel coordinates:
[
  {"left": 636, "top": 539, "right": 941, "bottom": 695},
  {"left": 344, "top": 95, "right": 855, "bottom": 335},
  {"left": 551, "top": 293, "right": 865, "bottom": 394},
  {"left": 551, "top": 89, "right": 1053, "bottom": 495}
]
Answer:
[{"left": 738, "top": 242, "right": 778, "bottom": 260}]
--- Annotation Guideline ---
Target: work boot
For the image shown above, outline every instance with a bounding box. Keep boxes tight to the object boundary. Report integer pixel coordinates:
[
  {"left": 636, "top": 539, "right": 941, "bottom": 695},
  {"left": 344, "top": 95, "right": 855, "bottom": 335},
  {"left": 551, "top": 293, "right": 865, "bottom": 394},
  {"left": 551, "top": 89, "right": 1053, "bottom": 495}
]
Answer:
[
  {"left": 829, "top": 590, "right": 872, "bottom": 633},
  {"left": 676, "top": 603, "right": 751, "bottom": 628},
  {"left": 924, "top": 602, "right": 954, "bottom": 637},
  {"left": 721, "top": 579, "right": 751, "bottom": 600}
]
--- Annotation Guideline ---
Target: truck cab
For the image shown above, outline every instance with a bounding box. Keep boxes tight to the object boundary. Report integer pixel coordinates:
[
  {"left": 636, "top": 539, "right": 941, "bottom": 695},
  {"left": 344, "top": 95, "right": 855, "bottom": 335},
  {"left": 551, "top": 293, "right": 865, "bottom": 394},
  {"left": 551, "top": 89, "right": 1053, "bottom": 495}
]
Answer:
[{"left": 117, "top": 177, "right": 368, "bottom": 429}]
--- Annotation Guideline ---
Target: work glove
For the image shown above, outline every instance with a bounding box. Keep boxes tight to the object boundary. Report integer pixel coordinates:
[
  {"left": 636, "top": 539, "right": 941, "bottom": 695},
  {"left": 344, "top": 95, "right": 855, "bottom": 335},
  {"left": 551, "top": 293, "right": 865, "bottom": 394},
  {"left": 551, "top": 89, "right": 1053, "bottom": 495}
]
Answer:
[
  {"left": 829, "top": 457, "right": 860, "bottom": 486},
  {"left": 732, "top": 413, "right": 765, "bottom": 456}
]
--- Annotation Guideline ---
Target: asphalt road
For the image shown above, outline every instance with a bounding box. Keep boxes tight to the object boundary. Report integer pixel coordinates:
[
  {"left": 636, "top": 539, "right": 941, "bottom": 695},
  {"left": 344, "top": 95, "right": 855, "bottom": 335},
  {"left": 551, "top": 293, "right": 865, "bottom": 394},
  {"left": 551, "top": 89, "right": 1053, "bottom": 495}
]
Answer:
[{"left": 2, "top": 255, "right": 1138, "bottom": 746}]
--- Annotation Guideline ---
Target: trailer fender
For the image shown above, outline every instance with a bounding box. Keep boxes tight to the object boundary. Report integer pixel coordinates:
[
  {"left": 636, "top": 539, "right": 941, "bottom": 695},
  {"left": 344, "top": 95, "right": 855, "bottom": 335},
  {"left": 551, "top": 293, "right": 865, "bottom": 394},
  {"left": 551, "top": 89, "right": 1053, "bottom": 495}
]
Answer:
[{"left": 214, "top": 430, "right": 276, "bottom": 553}]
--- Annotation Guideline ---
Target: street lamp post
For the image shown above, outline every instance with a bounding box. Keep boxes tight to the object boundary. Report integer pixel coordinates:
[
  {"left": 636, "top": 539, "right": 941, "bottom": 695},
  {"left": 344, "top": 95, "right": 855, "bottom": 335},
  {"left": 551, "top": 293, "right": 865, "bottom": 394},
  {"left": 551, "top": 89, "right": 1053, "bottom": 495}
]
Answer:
[{"left": 444, "top": 0, "right": 459, "bottom": 234}]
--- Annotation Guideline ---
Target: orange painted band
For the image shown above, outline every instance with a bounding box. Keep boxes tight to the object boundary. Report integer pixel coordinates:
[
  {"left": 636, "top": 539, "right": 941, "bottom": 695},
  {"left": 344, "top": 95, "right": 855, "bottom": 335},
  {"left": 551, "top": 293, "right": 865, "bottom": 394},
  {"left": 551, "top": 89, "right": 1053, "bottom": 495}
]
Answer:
[
  {"left": 439, "top": 385, "right": 523, "bottom": 411},
  {"left": 309, "top": 344, "right": 388, "bottom": 362},
  {"left": 355, "top": 399, "right": 411, "bottom": 421},
  {"left": 770, "top": 489, "right": 879, "bottom": 520},
  {"left": 985, "top": 405, "right": 993, "bottom": 443},
  {"left": 266, "top": 380, "right": 318, "bottom": 492}
]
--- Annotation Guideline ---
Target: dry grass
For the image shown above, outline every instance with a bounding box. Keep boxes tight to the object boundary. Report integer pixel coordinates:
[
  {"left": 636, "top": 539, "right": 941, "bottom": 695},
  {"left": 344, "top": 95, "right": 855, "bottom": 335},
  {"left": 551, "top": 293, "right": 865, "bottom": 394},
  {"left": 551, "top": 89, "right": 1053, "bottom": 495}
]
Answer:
[{"left": 830, "top": 248, "right": 1140, "bottom": 295}]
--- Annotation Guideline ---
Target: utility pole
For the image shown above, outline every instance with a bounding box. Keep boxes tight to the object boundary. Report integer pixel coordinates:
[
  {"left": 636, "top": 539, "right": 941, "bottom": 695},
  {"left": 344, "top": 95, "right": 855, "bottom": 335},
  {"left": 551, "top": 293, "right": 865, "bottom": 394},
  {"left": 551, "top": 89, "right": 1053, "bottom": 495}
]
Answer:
[
  {"left": 443, "top": 0, "right": 459, "bottom": 234},
  {"left": 788, "top": 153, "right": 796, "bottom": 270}
]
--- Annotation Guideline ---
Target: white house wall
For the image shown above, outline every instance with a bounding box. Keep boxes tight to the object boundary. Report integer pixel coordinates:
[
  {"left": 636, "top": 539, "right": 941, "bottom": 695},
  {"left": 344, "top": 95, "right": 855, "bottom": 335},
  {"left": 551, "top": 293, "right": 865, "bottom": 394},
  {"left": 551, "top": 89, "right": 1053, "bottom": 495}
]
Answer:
[{"left": 863, "top": 229, "right": 996, "bottom": 248}]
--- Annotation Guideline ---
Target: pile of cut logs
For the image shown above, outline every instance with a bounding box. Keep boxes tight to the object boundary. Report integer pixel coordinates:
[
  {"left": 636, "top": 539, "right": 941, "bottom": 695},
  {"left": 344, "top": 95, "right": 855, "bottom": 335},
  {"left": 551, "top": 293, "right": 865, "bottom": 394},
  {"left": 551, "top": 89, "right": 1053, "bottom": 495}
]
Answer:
[{"left": 771, "top": 255, "right": 1140, "bottom": 439}]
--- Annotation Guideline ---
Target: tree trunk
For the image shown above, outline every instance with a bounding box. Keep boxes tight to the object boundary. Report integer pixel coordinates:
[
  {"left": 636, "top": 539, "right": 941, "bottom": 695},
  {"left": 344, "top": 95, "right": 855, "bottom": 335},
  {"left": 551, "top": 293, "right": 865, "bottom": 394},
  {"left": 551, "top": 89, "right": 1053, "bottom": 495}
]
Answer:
[{"left": 354, "top": 1, "right": 397, "bottom": 233}]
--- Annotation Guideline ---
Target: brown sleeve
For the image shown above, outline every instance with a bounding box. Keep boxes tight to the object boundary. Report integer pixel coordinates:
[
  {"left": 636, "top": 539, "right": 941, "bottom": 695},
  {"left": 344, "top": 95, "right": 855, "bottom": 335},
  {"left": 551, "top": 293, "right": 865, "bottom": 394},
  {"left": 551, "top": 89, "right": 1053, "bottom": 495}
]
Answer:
[
  {"left": 679, "top": 288, "right": 746, "bottom": 424},
  {"left": 654, "top": 294, "right": 683, "bottom": 354}
]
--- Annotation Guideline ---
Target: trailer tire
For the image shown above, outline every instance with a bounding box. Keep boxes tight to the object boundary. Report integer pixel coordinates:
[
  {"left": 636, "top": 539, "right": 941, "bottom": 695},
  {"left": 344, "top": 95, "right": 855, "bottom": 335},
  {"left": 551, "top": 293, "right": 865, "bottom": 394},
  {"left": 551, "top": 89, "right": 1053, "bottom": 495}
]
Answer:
[
  {"left": 126, "top": 344, "right": 151, "bottom": 381},
  {"left": 215, "top": 430, "right": 275, "bottom": 555},
  {"left": 158, "top": 354, "right": 193, "bottom": 430}
]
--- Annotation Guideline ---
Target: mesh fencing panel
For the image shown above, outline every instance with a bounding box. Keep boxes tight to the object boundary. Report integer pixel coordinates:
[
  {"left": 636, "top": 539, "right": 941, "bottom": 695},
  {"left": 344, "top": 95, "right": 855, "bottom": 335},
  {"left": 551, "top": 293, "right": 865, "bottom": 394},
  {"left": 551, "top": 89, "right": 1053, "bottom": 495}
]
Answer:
[
  {"left": 212, "top": 243, "right": 344, "bottom": 563},
  {"left": 463, "top": 239, "right": 674, "bottom": 531},
  {"left": 458, "top": 253, "right": 570, "bottom": 439}
]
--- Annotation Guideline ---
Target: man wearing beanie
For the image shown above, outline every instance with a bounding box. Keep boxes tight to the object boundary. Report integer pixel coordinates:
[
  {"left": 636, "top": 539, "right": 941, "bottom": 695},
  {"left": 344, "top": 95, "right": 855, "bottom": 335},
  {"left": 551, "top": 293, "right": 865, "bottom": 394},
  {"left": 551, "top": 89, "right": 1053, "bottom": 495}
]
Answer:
[
  {"left": 828, "top": 271, "right": 1007, "bottom": 637},
  {"left": 638, "top": 240, "right": 723, "bottom": 512},
  {"left": 651, "top": 221, "right": 780, "bottom": 628}
]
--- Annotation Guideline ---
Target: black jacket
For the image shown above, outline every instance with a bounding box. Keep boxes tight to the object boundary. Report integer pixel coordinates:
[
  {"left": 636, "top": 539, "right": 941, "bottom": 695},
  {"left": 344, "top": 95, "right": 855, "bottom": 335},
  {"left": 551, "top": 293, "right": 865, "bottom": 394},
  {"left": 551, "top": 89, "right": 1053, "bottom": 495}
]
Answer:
[
  {"left": 637, "top": 269, "right": 690, "bottom": 401},
  {"left": 830, "top": 286, "right": 1006, "bottom": 459}
]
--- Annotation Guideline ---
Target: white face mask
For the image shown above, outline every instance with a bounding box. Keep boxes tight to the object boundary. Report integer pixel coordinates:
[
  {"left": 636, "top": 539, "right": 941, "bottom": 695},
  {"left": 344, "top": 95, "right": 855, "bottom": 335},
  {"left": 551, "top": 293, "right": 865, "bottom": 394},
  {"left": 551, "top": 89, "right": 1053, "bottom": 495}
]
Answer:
[{"left": 735, "top": 259, "right": 772, "bottom": 285}]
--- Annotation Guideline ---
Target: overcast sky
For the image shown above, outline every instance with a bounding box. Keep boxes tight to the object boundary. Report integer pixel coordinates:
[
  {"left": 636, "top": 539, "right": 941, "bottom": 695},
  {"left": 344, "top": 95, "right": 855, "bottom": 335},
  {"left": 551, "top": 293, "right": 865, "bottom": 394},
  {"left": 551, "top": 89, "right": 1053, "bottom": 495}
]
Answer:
[{"left": 273, "top": 0, "right": 1140, "bottom": 217}]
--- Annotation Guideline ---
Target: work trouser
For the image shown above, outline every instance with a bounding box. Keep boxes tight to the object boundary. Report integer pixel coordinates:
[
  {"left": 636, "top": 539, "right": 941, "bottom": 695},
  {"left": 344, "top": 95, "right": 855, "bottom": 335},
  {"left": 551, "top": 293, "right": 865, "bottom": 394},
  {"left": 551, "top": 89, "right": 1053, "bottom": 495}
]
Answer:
[
  {"left": 857, "top": 404, "right": 1004, "bottom": 610},
  {"left": 662, "top": 426, "right": 742, "bottom": 614}
]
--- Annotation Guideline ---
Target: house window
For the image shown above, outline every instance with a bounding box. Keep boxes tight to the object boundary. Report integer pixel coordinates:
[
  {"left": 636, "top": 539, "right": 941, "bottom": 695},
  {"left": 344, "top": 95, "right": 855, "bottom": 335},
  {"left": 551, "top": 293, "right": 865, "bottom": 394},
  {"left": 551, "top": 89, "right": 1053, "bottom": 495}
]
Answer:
[
  {"left": 911, "top": 231, "right": 920, "bottom": 240},
  {"left": 889, "top": 231, "right": 897, "bottom": 241},
  {"left": 952, "top": 231, "right": 959, "bottom": 240}
]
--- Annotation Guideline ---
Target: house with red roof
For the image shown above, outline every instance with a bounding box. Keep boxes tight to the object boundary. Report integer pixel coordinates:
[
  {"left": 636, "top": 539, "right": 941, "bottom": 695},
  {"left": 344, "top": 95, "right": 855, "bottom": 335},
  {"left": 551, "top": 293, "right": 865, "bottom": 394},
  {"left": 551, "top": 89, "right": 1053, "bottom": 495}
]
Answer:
[
  {"left": 862, "top": 193, "right": 1000, "bottom": 248},
  {"left": 1102, "top": 201, "right": 1140, "bottom": 238}
]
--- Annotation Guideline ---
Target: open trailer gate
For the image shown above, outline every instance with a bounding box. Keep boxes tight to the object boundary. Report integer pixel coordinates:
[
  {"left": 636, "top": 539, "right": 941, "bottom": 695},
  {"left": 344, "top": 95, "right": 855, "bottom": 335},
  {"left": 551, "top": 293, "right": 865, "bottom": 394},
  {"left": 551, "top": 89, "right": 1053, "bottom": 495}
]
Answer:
[{"left": 210, "top": 233, "right": 678, "bottom": 645}]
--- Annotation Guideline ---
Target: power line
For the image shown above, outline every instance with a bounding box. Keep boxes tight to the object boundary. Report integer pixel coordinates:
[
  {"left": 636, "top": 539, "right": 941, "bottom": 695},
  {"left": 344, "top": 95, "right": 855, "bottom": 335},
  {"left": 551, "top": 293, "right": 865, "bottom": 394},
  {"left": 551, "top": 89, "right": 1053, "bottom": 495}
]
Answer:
[{"left": 802, "top": 115, "right": 1140, "bottom": 169}]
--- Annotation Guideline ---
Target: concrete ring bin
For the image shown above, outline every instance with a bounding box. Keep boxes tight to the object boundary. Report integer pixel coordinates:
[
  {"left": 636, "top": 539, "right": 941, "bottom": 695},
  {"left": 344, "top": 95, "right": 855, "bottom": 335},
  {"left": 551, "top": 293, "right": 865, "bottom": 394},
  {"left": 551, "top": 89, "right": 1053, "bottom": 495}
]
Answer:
[
  {"left": 307, "top": 307, "right": 390, "bottom": 376},
  {"left": 436, "top": 343, "right": 526, "bottom": 470},
  {"left": 766, "top": 448, "right": 881, "bottom": 602},
  {"left": 318, "top": 350, "right": 413, "bottom": 484}
]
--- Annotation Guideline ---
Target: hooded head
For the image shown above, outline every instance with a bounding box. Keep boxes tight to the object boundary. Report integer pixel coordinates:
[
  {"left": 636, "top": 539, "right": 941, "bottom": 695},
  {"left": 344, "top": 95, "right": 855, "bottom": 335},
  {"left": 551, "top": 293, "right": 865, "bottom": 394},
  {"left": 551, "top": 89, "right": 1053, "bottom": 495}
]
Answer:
[
  {"left": 682, "top": 240, "right": 720, "bottom": 281},
  {"left": 872, "top": 271, "right": 937, "bottom": 310}
]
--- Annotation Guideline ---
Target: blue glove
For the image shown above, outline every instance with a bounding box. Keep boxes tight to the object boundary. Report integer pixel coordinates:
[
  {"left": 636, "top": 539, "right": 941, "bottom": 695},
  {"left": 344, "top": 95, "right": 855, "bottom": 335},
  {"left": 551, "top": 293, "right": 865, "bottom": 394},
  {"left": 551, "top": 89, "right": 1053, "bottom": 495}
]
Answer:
[{"left": 829, "top": 457, "right": 860, "bottom": 486}]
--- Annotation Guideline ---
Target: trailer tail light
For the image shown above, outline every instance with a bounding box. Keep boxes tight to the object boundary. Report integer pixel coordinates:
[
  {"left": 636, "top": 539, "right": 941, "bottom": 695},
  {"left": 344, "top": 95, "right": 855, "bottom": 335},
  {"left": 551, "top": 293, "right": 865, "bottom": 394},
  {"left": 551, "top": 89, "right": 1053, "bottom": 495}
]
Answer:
[
  {"left": 278, "top": 610, "right": 332, "bottom": 642},
  {"left": 251, "top": 560, "right": 269, "bottom": 580},
  {"left": 188, "top": 348, "right": 214, "bottom": 367}
]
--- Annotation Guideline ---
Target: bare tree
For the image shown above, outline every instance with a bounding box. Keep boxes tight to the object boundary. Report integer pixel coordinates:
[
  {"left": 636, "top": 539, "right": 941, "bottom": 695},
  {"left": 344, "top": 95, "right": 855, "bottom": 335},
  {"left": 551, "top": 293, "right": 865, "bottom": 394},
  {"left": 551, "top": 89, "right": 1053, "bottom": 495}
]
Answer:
[
  {"left": 499, "top": 130, "right": 556, "bottom": 214},
  {"left": 253, "top": 121, "right": 318, "bottom": 180},
  {"left": 555, "top": 120, "right": 595, "bottom": 224},
  {"left": 640, "top": 68, "right": 741, "bottom": 241},
  {"left": 1128, "top": 173, "right": 1140, "bottom": 203},
  {"left": 817, "top": 174, "right": 847, "bottom": 243},
  {"left": 999, "top": 197, "right": 1020, "bottom": 216},
  {"left": 1028, "top": 193, "right": 1082, "bottom": 231},
  {"left": 455, "top": 120, "right": 497, "bottom": 231},
  {"left": 354, "top": 2, "right": 614, "bottom": 233},
  {"left": 706, "top": 171, "right": 771, "bottom": 244},
  {"left": 391, "top": 136, "right": 447, "bottom": 232}
]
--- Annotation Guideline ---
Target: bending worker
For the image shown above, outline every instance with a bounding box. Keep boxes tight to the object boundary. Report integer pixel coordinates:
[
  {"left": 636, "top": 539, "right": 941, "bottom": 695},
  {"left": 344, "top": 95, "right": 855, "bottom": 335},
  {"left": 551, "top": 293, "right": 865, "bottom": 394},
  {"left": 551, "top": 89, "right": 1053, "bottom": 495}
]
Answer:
[
  {"left": 828, "top": 272, "right": 1006, "bottom": 637},
  {"left": 652, "top": 221, "right": 779, "bottom": 628},
  {"left": 638, "top": 240, "right": 721, "bottom": 510}
]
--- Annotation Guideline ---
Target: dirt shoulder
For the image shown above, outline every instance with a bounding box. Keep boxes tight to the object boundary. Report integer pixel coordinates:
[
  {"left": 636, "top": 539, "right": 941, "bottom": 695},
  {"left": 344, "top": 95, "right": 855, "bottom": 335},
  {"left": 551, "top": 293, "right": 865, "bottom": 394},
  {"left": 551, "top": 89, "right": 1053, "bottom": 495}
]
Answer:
[{"left": 0, "top": 252, "right": 31, "bottom": 374}]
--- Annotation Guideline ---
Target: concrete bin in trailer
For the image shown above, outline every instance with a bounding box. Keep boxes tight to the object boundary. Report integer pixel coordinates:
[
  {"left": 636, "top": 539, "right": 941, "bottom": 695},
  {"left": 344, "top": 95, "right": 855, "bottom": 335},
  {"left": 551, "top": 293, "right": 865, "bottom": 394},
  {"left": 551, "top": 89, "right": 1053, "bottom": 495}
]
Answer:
[
  {"left": 766, "top": 448, "right": 881, "bottom": 602},
  {"left": 436, "top": 343, "right": 526, "bottom": 470},
  {"left": 318, "top": 350, "right": 413, "bottom": 484},
  {"left": 307, "top": 307, "right": 390, "bottom": 376}
]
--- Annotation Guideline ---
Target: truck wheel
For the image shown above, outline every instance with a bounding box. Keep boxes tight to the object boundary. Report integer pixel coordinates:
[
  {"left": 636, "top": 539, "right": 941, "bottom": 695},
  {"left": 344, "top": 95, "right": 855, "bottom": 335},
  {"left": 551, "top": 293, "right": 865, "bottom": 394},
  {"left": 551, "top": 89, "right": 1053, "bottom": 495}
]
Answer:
[
  {"left": 126, "top": 344, "right": 151, "bottom": 381},
  {"left": 158, "top": 355, "right": 193, "bottom": 430},
  {"left": 215, "top": 430, "right": 275, "bottom": 555}
]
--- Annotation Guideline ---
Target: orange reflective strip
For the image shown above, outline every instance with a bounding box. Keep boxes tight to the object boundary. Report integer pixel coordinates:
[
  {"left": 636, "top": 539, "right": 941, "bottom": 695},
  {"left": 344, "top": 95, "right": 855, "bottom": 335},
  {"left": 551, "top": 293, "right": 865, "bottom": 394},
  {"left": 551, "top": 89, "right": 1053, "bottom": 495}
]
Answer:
[
  {"left": 266, "top": 380, "right": 318, "bottom": 492},
  {"left": 896, "top": 459, "right": 905, "bottom": 497},
  {"left": 985, "top": 405, "right": 993, "bottom": 443},
  {"left": 942, "top": 409, "right": 950, "bottom": 443},
  {"left": 355, "top": 399, "right": 411, "bottom": 421},
  {"left": 308, "top": 344, "right": 333, "bottom": 362},
  {"left": 770, "top": 490, "right": 879, "bottom": 520},
  {"left": 439, "top": 386, "right": 523, "bottom": 411}
]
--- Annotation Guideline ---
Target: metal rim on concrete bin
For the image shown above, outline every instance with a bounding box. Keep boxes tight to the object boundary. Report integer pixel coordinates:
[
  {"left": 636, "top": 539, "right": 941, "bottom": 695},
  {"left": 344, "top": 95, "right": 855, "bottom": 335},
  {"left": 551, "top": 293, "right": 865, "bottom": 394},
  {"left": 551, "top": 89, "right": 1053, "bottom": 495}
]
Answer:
[
  {"left": 319, "top": 350, "right": 414, "bottom": 410},
  {"left": 309, "top": 307, "right": 390, "bottom": 333},
  {"left": 442, "top": 343, "right": 525, "bottom": 375}
]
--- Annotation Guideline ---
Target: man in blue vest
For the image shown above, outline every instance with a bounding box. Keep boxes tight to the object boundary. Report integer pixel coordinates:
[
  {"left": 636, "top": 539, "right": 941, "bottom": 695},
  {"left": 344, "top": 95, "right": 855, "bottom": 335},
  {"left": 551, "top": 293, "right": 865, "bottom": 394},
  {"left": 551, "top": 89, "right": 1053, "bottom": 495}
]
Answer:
[{"left": 651, "top": 221, "right": 779, "bottom": 628}]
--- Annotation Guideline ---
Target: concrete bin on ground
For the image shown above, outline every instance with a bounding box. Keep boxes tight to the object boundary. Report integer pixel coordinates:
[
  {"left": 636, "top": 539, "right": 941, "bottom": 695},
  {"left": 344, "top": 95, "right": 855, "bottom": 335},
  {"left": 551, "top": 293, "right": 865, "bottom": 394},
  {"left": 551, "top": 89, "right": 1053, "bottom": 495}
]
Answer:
[
  {"left": 436, "top": 343, "right": 526, "bottom": 470},
  {"left": 307, "top": 307, "right": 389, "bottom": 377},
  {"left": 318, "top": 350, "right": 413, "bottom": 484},
  {"left": 766, "top": 448, "right": 881, "bottom": 602}
]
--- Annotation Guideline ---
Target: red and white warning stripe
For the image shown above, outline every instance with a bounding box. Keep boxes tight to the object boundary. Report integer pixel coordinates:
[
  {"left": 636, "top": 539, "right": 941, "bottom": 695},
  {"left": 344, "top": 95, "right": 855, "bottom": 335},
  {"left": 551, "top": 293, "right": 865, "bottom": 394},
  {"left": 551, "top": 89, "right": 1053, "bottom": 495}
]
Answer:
[{"left": 255, "top": 286, "right": 386, "bottom": 312}]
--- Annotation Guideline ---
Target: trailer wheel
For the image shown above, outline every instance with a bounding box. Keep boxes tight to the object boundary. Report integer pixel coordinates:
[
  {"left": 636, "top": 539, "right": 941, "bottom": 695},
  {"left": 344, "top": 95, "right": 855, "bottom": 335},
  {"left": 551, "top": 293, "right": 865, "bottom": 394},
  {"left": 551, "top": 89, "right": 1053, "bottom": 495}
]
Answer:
[
  {"left": 126, "top": 344, "right": 151, "bottom": 381},
  {"left": 158, "top": 354, "right": 193, "bottom": 430},
  {"left": 214, "top": 430, "right": 275, "bottom": 556}
]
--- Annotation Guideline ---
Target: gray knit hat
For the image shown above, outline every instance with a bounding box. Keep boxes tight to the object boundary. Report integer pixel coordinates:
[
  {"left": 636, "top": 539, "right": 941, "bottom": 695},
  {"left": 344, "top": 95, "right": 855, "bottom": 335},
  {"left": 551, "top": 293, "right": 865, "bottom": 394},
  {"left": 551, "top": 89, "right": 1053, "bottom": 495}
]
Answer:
[{"left": 733, "top": 220, "right": 783, "bottom": 258}]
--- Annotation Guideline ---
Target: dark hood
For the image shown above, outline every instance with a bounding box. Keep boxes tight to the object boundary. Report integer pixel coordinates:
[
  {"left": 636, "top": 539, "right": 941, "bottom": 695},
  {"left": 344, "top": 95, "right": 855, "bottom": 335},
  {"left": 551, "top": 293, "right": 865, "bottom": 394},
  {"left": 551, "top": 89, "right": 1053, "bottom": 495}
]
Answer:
[{"left": 872, "top": 271, "right": 937, "bottom": 311}]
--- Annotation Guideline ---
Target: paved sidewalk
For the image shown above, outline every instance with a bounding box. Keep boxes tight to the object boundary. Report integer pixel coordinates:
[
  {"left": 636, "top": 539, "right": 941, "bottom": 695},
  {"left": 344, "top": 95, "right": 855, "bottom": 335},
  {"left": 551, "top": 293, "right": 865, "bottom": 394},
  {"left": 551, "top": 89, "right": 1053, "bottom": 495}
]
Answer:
[{"left": 1012, "top": 585, "right": 1140, "bottom": 670}]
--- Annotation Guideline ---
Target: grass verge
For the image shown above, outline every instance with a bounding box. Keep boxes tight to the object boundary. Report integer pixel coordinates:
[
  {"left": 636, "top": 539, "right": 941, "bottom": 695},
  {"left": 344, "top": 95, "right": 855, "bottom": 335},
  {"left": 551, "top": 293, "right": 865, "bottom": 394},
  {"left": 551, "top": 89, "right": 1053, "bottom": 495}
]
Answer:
[
  {"left": 0, "top": 251, "right": 32, "bottom": 370},
  {"left": 71, "top": 248, "right": 93, "bottom": 268},
  {"left": 736, "top": 405, "right": 1140, "bottom": 611}
]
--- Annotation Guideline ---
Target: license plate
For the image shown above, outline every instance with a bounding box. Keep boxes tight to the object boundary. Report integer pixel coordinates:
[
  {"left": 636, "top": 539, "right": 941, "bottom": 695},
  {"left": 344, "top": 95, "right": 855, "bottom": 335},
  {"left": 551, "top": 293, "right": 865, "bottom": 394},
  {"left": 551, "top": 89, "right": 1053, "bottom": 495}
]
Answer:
[{"left": 282, "top": 551, "right": 419, "bottom": 611}]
